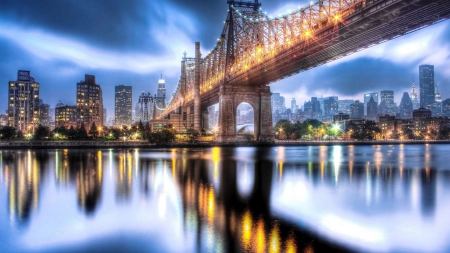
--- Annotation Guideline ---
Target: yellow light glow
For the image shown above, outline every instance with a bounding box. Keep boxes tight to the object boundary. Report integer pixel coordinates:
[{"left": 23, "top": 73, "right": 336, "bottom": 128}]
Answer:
[
  {"left": 207, "top": 186, "right": 215, "bottom": 223},
  {"left": 241, "top": 210, "right": 253, "bottom": 250},
  {"left": 285, "top": 235, "right": 297, "bottom": 253},
  {"left": 255, "top": 219, "right": 266, "bottom": 253},
  {"left": 269, "top": 223, "right": 280, "bottom": 253}
]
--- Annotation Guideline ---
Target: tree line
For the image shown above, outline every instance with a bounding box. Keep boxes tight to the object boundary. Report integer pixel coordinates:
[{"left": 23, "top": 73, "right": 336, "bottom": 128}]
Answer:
[
  {"left": 0, "top": 121, "right": 202, "bottom": 143},
  {"left": 273, "top": 119, "right": 450, "bottom": 140}
]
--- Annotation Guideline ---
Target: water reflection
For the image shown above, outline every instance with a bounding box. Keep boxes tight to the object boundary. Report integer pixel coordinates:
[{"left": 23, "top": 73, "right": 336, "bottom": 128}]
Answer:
[{"left": 1, "top": 145, "right": 450, "bottom": 252}]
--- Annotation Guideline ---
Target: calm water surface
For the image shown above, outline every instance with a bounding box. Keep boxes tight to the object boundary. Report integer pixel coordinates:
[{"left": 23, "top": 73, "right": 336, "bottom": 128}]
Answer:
[{"left": 1, "top": 144, "right": 450, "bottom": 252}]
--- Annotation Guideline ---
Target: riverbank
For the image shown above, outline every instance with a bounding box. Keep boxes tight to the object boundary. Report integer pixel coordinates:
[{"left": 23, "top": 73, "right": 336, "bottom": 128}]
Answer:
[{"left": 0, "top": 139, "right": 450, "bottom": 149}]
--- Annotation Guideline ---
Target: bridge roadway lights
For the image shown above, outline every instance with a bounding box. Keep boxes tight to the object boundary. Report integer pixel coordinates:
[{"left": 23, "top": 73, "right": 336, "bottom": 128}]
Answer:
[{"left": 216, "top": 84, "right": 274, "bottom": 143}]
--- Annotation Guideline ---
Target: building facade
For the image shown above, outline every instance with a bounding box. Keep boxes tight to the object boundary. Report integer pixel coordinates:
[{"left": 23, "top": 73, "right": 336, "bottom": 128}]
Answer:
[
  {"left": 350, "top": 100, "right": 364, "bottom": 118},
  {"left": 431, "top": 85, "right": 442, "bottom": 116},
  {"left": 410, "top": 80, "right": 420, "bottom": 109},
  {"left": 419, "top": 65, "right": 435, "bottom": 110},
  {"left": 364, "top": 92, "right": 378, "bottom": 116},
  {"left": 8, "top": 70, "right": 40, "bottom": 132},
  {"left": 338, "top": 99, "right": 354, "bottom": 115},
  {"left": 115, "top": 85, "right": 132, "bottom": 126},
  {"left": 39, "top": 102, "right": 50, "bottom": 127},
  {"left": 76, "top": 74, "right": 103, "bottom": 127},
  {"left": 55, "top": 105, "right": 78, "bottom": 128},
  {"left": 380, "top": 90, "right": 395, "bottom": 116},
  {"left": 367, "top": 96, "right": 378, "bottom": 121},
  {"left": 442, "top": 99, "right": 450, "bottom": 117},
  {"left": 399, "top": 92, "right": 413, "bottom": 119}
]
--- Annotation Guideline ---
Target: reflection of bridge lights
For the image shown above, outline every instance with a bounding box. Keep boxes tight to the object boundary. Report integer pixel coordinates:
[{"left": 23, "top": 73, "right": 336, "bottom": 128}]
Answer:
[
  {"left": 256, "top": 219, "right": 266, "bottom": 253},
  {"left": 269, "top": 222, "right": 280, "bottom": 253}
]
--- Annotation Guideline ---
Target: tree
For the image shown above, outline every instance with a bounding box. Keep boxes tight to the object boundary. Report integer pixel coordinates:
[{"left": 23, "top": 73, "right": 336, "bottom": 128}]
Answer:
[
  {"left": 16, "top": 130, "right": 24, "bottom": 140},
  {"left": 137, "top": 121, "right": 145, "bottom": 140},
  {"left": 68, "top": 126, "right": 77, "bottom": 139},
  {"left": 274, "top": 120, "right": 294, "bottom": 139},
  {"left": 89, "top": 122, "right": 99, "bottom": 139},
  {"left": 77, "top": 123, "right": 88, "bottom": 139},
  {"left": 186, "top": 128, "right": 200, "bottom": 142},
  {"left": 53, "top": 126, "right": 67, "bottom": 139},
  {"left": 0, "top": 126, "right": 16, "bottom": 140},
  {"left": 34, "top": 125, "right": 50, "bottom": 140}
]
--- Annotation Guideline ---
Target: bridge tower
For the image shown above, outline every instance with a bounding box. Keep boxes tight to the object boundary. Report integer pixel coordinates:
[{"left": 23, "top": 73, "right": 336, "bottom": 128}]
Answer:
[{"left": 217, "top": 0, "right": 274, "bottom": 142}]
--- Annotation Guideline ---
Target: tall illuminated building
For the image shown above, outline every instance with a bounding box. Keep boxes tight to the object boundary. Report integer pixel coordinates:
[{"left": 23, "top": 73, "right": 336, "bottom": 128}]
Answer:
[
  {"left": 419, "top": 65, "right": 435, "bottom": 110},
  {"left": 7, "top": 70, "right": 40, "bottom": 132},
  {"left": 291, "top": 98, "right": 297, "bottom": 113},
  {"left": 410, "top": 80, "right": 420, "bottom": 109},
  {"left": 364, "top": 92, "right": 378, "bottom": 116},
  {"left": 399, "top": 92, "right": 413, "bottom": 119},
  {"left": 350, "top": 100, "right": 364, "bottom": 118},
  {"left": 76, "top": 74, "right": 103, "bottom": 127},
  {"left": 380, "top": 90, "right": 395, "bottom": 116},
  {"left": 115, "top": 85, "right": 132, "bottom": 126},
  {"left": 155, "top": 77, "right": 166, "bottom": 109},
  {"left": 431, "top": 85, "right": 442, "bottom": 116},
  {"left": 366, "top": 96, "right": 378, "bottom": 121}
]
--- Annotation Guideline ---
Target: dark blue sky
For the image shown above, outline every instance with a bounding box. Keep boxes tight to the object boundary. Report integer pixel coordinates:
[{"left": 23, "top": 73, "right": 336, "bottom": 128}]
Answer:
[{"left": 1, "top": 0, "right": 449, "bottom": 119}]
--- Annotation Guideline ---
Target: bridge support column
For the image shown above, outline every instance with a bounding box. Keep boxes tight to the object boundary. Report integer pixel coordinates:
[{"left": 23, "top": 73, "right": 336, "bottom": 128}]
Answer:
[
  {"left": 217, "top": 85, "right": 274, "bottom": 142},
  {"left": 194, "top": 42, "right": 202, "bottom": 132},
  {"left": 202, "top": 107, "right": 209, "bottom": 132}
]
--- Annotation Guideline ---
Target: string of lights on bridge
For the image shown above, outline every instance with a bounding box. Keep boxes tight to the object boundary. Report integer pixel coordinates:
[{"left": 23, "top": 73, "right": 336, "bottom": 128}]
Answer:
[{"left": 162, "top": 0, "right": 348, "bottom": 115}]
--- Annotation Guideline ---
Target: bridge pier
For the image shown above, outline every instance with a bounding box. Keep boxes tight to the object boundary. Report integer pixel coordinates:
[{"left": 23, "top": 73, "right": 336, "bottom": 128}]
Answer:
[{"left": 217, "top": 85, "right": 274, "bottom": 142}]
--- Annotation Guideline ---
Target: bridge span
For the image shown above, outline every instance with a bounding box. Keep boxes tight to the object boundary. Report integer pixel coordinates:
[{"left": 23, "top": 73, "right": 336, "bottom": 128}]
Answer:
[{"left": 156, "top": 0, "right": 450, "bottom": 142}]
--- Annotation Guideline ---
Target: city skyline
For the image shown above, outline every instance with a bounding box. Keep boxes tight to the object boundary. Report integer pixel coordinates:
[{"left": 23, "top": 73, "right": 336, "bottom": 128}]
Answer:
[{"left": 1, "top": 0, "right": 450, "bottom": 117}]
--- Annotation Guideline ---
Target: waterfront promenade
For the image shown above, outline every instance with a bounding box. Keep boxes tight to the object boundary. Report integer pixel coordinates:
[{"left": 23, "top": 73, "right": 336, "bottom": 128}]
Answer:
[{"left": 0, "top": 139, "right": 449, "bottom": 149}]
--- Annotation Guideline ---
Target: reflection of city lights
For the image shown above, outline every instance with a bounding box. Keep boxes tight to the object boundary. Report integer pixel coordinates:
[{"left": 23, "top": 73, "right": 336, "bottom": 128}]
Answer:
[
  {"left": 241, "top": 210, "right": 253, "bottom": 250},
  {"left": 285, "top": 235, "right": 297, "bottom": 253},
  {"left": 208, "top": 186, "right": 215, "bottom": 223},
  {"left": 97, "top": 151, "right": 102, "bottom": 184}
]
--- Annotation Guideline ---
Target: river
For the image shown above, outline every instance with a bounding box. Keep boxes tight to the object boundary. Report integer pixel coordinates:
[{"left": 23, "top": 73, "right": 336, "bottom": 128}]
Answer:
[{"left": 1, "top": 144, "right": 449, "bottom": 252}]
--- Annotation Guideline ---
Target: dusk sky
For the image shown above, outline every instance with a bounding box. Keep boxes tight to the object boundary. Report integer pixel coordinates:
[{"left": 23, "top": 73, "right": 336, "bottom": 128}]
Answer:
[{"left": 1, "top": 0, "right": 450, "bottom": 119}]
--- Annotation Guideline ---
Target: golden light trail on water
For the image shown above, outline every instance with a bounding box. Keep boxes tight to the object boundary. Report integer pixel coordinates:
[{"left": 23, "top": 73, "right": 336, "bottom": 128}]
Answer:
[
  {"left": 255, "top": 218, "right": 266, "bottom": 253},
  {"left": 269, "top": 222, "right": 281, "bottom": 253},
  {"left": 241, "top": 210, "right": 253, "bottom": 250}
]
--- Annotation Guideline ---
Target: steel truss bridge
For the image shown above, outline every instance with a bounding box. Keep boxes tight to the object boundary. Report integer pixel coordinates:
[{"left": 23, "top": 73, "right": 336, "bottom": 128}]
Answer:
[{"left": 156, "top": 0, "right": 450, "bottom": 142}]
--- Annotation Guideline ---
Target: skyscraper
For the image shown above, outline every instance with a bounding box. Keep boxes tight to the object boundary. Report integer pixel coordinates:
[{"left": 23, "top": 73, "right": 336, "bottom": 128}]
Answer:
[
  {"left": 367, "top": 96, "right": 378, "bottom": 121},
  {"left": 399, "top": 92, "right": 413, "bottom": 119},
  {"left": 291, "top": 98, "right": 296, "bottom": 113},
  {"left": 431, "top": 85, "right": 442, "bottom": 116},
  {"left": 155, "top": 77, "right": 166, "bottom": 109},
  {"left": 323, "top": 97, "right": 338, "bottom": 121},
  {"left": 350, "top": 100, "right": 364, "bottom": 118},
  {"left": 410, "top": 80, "right": 420, "bottom": 109},
  {"left": 271, "top": 93, "right": 286, "bottom": 114},
  {"left": 39, "top": 102, "right": 50, "bottom": 127},
  {"left": 76, "top": 74, "right": 103, "bottom": 127},
  {"left": 115, "top": 85, "right": 132, "bottom": 126},
  {"left": 364, "top": 92, "right": 378, "bottom": 116},
  {"left": 380, "top": 90, "right": 395, "bottom": 115},
  {"left": 338, "top": 99, "right": 354, "bottom": 114},
  {"left": 442, "top": 99, "right": 450, "bottom": 117},
  {"left": 8, "top": 70, "right": 40, "bottom": 132},
  {"left": 419, "top": 65, "right": 435, "bottom": 110}
]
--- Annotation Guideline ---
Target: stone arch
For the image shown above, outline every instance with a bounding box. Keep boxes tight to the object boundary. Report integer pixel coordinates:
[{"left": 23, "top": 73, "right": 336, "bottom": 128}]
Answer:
[
  {"left": 217, "top": 85, "right": 274, "bottom": 142},
  {"left": 235, "top": 102, "right": 257, "bottom": 140}
]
